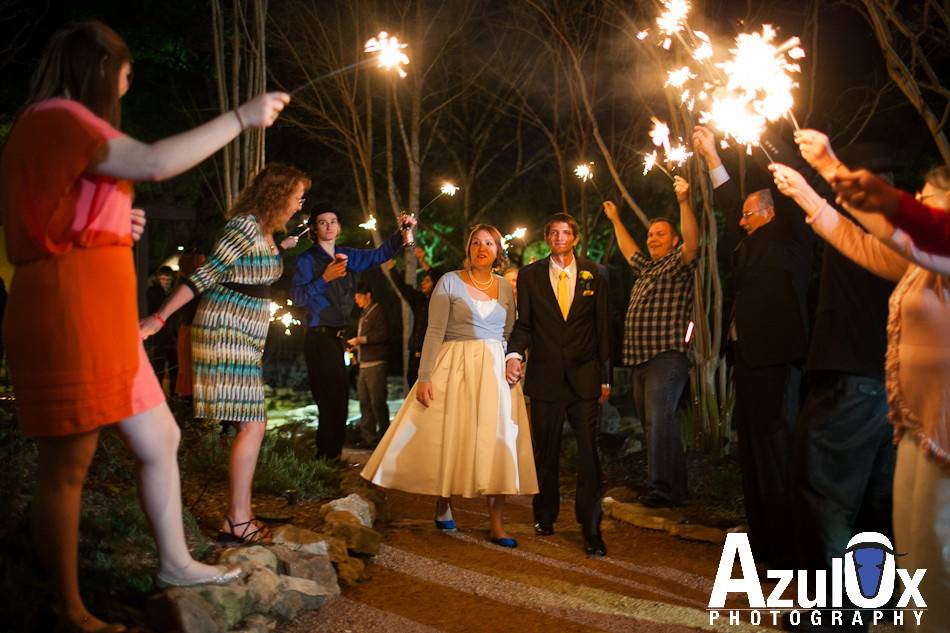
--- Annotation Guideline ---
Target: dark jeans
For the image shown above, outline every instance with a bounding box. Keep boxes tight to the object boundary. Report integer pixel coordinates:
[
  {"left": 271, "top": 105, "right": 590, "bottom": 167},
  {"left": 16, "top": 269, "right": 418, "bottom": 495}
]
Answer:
[
  {"left": 632, "top": 350, "right": 690, "bottom": 503},
  {"left": 792, "top": 371, "right": 893, "bottom": 631},
  {"left": 357, "top": 362, "right": 389, "bottom": 444},
  {"left": 304, "top": 329, "right": 349, "bottom": 460},
  {"left": 794, "top": 371, "right": 894, "bottom": 570},
  {"left": 530, "top": 395, "right": 604, "bottom": 538},
  {"left": 733, "top": 357, "right": 801, "bottom": 568}
]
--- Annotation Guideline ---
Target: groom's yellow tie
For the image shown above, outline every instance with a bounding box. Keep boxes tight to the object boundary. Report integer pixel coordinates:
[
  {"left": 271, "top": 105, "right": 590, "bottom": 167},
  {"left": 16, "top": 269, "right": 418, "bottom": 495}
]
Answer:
[{"left": 557, "top": 270, "right": 570, "bottom": 320}]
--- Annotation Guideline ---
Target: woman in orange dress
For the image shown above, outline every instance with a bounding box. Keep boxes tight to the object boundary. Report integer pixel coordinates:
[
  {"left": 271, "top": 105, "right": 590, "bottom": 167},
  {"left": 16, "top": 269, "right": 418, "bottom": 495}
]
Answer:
[{"left": 0, "top": 21, "right": 288, "bottom": 633}]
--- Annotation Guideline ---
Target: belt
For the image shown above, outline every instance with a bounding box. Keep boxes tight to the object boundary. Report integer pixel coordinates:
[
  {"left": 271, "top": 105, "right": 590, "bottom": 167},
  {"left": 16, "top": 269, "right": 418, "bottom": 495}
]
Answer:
[{"left": 220, "top": 282, "right": 271, "bottom": 299}]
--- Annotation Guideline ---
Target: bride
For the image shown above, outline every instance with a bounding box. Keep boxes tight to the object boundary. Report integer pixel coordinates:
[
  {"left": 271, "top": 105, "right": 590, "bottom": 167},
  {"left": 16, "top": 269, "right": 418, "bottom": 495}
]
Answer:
[{"left": 361, "top": 224, "right": 537, "bottom": 547}]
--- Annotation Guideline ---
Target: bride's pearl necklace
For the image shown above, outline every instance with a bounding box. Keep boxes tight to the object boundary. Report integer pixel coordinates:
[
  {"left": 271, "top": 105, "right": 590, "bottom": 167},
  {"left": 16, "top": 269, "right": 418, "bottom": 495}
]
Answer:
[{"left": 469, "top": 269, "right": 494, "bottom": 290}]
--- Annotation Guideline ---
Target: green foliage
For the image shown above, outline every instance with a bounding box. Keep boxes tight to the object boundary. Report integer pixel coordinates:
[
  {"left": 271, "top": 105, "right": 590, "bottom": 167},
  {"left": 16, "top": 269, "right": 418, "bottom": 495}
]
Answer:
[{"left": 181, "top": 422, "right": 342, "bottom": 501}]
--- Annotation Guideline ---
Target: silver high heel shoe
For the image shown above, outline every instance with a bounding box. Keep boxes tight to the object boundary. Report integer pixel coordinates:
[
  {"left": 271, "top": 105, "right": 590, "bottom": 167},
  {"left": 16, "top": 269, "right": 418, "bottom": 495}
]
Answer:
[{"left": 155, "top": 564, "right": 243, "bottom": 589}]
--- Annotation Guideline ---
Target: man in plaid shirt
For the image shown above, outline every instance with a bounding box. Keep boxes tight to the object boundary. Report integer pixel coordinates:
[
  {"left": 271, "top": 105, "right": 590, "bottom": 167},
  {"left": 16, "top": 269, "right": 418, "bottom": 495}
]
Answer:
[{"left": 604, "top": 176, "right": 700, "bottom": 508}]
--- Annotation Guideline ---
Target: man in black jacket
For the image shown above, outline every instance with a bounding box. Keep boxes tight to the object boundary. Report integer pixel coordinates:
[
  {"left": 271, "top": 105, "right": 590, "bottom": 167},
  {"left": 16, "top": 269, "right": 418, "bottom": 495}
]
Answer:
[
  {"left": 694, "top": 125, "right": 813, "bottom": 569},
  {"left": 348, "top": 284, "right": 391, "bottom": 447},
  {"left": 383, "top": 253, "right": 442, "bottom": 389},
  {"left": 506, "top": 213, "right": 611, "bottom": 557}
]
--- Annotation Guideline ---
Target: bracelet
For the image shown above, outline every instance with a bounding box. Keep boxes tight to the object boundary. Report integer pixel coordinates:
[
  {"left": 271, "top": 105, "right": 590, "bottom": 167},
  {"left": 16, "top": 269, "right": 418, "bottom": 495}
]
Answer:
[
  {"left": 153, "top": 313, "right": 166, "bottom": 326},
  {"left": 233, "top": 109, "right": 246, "bottom": 132}
]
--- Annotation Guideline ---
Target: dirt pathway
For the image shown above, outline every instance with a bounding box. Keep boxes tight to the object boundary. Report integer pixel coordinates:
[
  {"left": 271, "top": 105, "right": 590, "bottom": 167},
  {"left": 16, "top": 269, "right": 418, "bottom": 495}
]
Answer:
[{"left": 279, "top": 451, "right": 903, "bottom": 633}]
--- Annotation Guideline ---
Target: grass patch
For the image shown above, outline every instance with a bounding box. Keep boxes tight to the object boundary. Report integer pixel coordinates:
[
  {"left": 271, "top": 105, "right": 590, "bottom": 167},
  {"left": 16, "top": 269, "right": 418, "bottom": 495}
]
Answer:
[{"left": 180, "top": 420, "right": 342, "bottom": 501}]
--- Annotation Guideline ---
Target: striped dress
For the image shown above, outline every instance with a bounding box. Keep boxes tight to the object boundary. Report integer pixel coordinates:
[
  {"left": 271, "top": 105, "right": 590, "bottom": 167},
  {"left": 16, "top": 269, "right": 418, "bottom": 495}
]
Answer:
[{"left": 187, "top": 214, "right": 282, "bottom": 422}]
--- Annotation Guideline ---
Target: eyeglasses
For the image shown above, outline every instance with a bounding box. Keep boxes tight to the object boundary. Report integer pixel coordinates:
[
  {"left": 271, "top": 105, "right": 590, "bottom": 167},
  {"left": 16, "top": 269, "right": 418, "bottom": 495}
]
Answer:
[{"left": 741, "top": 207, "right": 770, "bottom": 218}]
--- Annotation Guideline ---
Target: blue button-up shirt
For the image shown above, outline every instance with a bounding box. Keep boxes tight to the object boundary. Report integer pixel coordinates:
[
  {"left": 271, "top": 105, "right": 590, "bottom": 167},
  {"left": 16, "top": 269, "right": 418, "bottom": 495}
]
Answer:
[{"left": 292, "top": 231, "right": 403, "bottom": 328}]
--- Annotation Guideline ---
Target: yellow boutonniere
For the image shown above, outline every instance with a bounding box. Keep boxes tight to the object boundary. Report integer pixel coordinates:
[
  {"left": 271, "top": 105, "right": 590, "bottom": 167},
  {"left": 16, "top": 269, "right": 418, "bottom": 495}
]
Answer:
[{"left": 579, "top": 270, "right": 595, "bottom": 296}]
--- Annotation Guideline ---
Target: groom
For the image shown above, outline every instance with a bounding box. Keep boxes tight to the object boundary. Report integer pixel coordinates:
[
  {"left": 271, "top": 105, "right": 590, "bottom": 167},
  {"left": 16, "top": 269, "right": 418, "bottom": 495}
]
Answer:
[{"left": 506, "top": 213, "right": 611, "bottom": 557}]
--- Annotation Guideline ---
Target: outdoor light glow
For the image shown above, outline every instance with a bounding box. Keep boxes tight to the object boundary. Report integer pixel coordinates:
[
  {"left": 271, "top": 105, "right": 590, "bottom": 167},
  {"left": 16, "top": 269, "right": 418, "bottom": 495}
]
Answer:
[
  {"left": 359, "top": 215, "right": 378, "bottom": 231},
  {"left": 511, "top": 227, "right": 527, "bottom": 240},
  {"left": 440, "top": 183, "right": 459, "bottom": 196},
  {"left": 364, "top": 31, "right": 410, "bottom": 78},
  {"left": 177, "top": 245, "right": 185, "bottom": 252},
  {"left": 574, "top": 163, "right": 594, "bottom": 182}
]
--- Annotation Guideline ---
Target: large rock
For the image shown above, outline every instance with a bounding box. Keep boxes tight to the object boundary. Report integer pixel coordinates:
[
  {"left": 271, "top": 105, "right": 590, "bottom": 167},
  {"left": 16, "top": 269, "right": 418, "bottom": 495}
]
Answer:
[
  {"left": 242, "top": 565, "right": 283, "bottom": 614},
  {"left": 268, "top": 547, "right": 340, "bottom": 596},
  {"left": 334, "top": 556, "right": 366, "bottom": 586},
  {"left": 194, "top": 584, "right": 253, "bottom": 630},
  {"left": 218, "top": 546, "right": 278, "bottom": 573},
  {"left": 323, "top": 511, "right": 381, "bottom": 556},
  {"left": 271, "top": 525, "right": 348, "bottom": 562},
  {"left": 319, "top": 493, "right": 376, "bottom": 528},
  {"left": 233, "top": 614, "right": 278, "bottom": 633},
  {"left": 147, "top": 587, "right": 224, "bottom": 633},
  {"left": 271, "top": 575, "right": 331, "bottom": 620},
  {"left": 602, "top": 498, "right": 683, "bottom": 532}
]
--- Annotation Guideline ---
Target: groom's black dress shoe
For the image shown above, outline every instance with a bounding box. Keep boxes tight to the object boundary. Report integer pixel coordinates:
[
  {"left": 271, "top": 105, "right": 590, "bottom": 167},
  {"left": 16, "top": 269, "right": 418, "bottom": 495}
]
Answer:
[
  {"left": 584, "top": 535, "right": 607, "bottom": 557},
  {"left": 533, "top": 522, "right": 555, "bottom": 536}
]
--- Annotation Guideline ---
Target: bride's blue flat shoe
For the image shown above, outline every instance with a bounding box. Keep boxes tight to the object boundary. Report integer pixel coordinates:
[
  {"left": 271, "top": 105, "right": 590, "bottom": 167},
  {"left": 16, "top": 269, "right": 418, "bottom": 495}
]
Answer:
[
  {"left": 490, "top": 536, "right": 518, "bottom": 548},
  {"left": 435, "top": 519, "right": 457, "bottom": 532}
]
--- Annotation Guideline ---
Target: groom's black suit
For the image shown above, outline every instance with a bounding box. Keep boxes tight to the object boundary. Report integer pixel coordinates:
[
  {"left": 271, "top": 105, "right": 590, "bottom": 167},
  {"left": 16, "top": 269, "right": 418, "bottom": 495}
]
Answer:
[{"left": 508, "top": 254, "right": 610, "bottom": 539}]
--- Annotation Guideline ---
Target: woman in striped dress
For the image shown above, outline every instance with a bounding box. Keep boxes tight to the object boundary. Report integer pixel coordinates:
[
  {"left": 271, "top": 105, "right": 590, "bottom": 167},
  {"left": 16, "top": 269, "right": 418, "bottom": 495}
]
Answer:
[{"left": 142, "top": 163, "right": 310, "bottom": 543}]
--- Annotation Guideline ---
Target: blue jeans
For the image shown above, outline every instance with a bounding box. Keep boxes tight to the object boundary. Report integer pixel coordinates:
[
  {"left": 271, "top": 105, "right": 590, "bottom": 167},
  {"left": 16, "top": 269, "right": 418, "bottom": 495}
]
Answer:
[{"left": 632, "top": 350, "right": 691, "bottom": 503}]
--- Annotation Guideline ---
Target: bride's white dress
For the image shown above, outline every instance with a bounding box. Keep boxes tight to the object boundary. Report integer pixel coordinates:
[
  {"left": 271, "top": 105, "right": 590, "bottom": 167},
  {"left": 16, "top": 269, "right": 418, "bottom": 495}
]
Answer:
[{"left": 360, "top": 272, "right": 538, "bottom": 497}]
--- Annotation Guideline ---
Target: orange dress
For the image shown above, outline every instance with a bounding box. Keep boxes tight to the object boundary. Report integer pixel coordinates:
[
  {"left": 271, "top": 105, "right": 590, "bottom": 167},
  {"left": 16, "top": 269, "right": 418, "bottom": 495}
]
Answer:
[{"left": 0, "top": 98, "right": 164, "bottom": 437}]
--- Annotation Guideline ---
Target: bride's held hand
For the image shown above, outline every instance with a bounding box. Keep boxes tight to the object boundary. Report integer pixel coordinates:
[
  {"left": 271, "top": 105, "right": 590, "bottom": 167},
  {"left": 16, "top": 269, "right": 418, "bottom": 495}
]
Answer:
[{"left": 416, "top": 380, "right": 434, "bottom": 407}]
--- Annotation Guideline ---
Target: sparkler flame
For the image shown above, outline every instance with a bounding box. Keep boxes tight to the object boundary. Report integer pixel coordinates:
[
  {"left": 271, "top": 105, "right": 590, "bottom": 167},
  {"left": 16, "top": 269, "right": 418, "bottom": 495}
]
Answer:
[
  {"left": 511, "top": 227, "right": 527, "bottom": 240},
  {"left": 699, "top": 24, "right": 803, "bottom": 149},
  {"left": 269, "top": 300, "right": 302, "bottom": 335},
  {"left": 665, "top": 66, "right": 695, "bottom": 88},
  {"left": 440, "top": 183, "right": 459, "bottom": 196},
  {"left": 364, "top": 31, "right": 410, "bottom": 78},
  {"left": 637, "top": 30, "right": 649, "bottom": 40},
  {"left": 657, "top": 0, "right": 690, "bottom": 38},
  {"left": 574, "top": 163, "right": 594, "bottom": 182},
  {"left": 649, "top": 118, "right": 672, "bottom": 155},
  {"left": 359, "top": 215, "right": 378, "bottom": 231},
  {"left": 667, "top": 143, "right": 693, "bottom": 167},
  {"left": 642, "top": 150, "right": 659, "bottom": 176}
]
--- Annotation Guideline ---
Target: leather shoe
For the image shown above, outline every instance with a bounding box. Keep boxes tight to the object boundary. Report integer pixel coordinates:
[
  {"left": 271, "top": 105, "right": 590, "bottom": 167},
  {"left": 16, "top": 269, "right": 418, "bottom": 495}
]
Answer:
[
  {"left": 584, "top": 534, "right": 607, "bottom": 557},
  {"left": 638, "top": 491, "right": 674, "bottom": 508},
  {"left": 533, "top": 522, "right": 554, "bottom": 536}
]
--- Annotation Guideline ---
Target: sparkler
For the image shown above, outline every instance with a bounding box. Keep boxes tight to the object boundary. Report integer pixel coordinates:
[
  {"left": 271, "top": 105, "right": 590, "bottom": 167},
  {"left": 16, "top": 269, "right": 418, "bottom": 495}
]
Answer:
[
  {"left": 290, "top": 31, "right": 409, "bottom": 96},
  {"left": 642, "top": 150, "right": 674, "bottom": 181},
  {"left": 502, "top": 226, "right": 528, "bottom": 252},
  {"left": 699, "top": 24, "right": 804, "bottom": 154},
  {"left": 269, "top": 300, "right": 302, "bottom": 336},
  {"left": 418, "top": 182, "right": 460, "bottom": 214},
  {"left": 656, "top": 0, "right": 690, "bottom": 49},
  {"left": 358, "top": 215, "right": 378, "bottom": 231},
  {"left": 574, "top": 163, "right": 594, "bottom": 182}
]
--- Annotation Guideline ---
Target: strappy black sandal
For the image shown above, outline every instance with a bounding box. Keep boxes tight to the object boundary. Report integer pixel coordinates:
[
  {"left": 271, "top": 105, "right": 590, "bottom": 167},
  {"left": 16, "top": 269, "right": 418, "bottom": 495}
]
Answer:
[{"left": 217, "top": 517, "right": 272, "bottom": 545}]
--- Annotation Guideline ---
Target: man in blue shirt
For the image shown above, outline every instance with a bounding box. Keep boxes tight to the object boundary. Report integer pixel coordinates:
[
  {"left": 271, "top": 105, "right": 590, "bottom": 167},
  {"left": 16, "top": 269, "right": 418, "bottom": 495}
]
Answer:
[{"left": 292, "top": 204, "right": 414, "bottom": 459}]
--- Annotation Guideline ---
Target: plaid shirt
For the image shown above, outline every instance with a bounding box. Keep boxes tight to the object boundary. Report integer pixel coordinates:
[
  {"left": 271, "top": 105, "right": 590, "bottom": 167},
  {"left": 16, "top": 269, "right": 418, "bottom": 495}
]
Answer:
[{"left": 623, "top": 249, "right": 697, "bottom": 366}]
